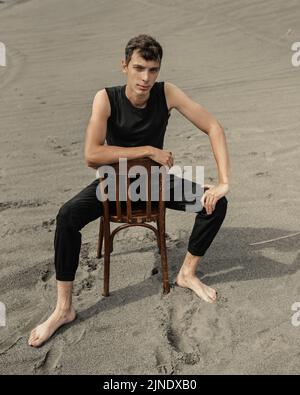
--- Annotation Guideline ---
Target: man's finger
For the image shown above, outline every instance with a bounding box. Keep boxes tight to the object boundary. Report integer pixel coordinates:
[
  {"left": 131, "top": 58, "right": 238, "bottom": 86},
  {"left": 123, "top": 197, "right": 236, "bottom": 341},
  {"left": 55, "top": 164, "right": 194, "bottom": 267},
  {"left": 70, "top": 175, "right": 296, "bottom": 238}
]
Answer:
[
  {"left": 206, "top": 195, "right": 215, "bottom": 214},
  {"left": 210, "top": 197, "right": 218, "bottom": 213},
  {"left": 203, "top": 190, "right": 210, "bottom": 202},
  {"left": 203, "top": 195, "right": 209, "bottom": 213}
]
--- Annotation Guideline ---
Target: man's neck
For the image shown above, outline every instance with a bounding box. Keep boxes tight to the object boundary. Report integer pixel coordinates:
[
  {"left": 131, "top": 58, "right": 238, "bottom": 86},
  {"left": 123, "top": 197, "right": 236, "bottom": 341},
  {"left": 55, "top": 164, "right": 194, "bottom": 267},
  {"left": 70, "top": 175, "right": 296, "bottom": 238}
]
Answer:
[{"left": 125, "top": 84, "right": 150, "bottom": 109}]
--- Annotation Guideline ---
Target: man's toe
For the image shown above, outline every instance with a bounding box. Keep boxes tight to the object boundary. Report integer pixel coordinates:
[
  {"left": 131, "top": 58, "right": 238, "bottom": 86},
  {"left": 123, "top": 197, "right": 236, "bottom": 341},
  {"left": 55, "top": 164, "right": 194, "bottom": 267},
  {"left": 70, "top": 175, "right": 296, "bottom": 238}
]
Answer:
[
  {"left": 31, "top": 338, "right": 41, "bottom": 347},
  {"left": 29, "top": 331, "right": 36, "bottom": 341}
]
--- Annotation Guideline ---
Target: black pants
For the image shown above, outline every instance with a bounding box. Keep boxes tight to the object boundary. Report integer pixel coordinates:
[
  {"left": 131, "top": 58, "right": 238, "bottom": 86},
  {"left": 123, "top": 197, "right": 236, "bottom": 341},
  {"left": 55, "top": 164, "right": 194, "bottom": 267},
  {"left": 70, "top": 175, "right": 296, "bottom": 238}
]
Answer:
[{"left": 54, "top": 175, "right": 228, "bottom": 281}]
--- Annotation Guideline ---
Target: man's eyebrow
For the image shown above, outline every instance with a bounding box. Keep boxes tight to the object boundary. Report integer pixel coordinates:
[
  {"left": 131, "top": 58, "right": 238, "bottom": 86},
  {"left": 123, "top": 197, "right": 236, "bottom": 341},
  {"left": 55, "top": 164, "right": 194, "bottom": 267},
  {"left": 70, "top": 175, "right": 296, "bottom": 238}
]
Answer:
[{"left": 132, "top": 64, "right": 160, "bottom": 69}]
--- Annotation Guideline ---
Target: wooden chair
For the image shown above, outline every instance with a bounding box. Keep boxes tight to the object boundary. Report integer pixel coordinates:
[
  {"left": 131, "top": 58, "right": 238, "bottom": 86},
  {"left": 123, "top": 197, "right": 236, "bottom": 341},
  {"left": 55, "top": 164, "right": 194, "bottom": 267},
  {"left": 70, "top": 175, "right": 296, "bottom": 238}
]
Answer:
[{"left": 96, "top": 157, "right": 170, "bottom": 297}]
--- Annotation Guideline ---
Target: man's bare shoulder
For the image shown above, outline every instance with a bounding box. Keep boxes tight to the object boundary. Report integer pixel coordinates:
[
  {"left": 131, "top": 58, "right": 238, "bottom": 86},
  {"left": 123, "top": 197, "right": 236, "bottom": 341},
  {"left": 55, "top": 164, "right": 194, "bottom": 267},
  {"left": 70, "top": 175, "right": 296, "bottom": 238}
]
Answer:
[
  {"left": 91, "top": 89, "right": 111, "bottom": 119},
  {"left": 164, "top": 82, "right": 185, "bottom": 111},
  {"left": 164, "top": 81, "right": 177, "bottom": 90}
]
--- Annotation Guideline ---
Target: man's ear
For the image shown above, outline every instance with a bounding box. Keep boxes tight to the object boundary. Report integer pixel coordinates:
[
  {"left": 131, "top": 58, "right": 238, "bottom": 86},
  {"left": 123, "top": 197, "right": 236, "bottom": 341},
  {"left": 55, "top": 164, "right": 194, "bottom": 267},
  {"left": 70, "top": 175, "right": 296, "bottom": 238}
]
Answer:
[{"left": 121, "top": 59, "right": 127, "bottom": 74}]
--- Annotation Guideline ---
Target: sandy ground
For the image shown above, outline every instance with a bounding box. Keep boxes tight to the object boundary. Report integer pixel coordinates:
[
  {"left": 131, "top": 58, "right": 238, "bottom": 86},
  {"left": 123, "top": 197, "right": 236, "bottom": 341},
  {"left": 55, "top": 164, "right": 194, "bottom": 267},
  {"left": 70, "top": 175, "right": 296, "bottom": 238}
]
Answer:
[{"left": 0, "top": 0, "right": 300, "bottom": 375}]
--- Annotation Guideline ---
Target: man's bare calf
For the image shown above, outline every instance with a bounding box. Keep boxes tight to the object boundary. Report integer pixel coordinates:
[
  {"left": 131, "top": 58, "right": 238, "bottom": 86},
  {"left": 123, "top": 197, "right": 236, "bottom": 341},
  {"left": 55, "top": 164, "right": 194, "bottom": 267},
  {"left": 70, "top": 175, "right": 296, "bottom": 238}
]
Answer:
[
  {"left": 28, "top": 281, "right": 76, "bottom": 347},
  {"left": 176, "top": 251, "right": 217, "bottom": 303}
]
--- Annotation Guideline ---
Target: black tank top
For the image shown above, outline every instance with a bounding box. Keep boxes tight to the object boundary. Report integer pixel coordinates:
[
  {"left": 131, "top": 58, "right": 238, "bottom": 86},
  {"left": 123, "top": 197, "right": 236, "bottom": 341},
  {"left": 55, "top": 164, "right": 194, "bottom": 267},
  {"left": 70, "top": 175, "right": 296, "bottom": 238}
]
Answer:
[{"left": 104, "top": 81, "right": 170, "bottom": 149}]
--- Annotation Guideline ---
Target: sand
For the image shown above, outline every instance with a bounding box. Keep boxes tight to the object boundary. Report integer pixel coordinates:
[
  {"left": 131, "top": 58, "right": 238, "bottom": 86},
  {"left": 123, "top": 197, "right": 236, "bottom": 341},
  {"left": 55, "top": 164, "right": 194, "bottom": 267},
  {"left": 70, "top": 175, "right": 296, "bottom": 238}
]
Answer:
[{"left": 0, "top": 0, "right": 300, "bottom": 374}]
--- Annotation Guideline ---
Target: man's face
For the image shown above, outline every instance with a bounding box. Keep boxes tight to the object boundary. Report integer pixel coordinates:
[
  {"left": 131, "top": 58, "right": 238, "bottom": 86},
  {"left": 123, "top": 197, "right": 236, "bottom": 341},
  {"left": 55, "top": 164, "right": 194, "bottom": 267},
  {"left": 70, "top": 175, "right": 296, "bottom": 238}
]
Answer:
[{"left": 122, "top": 49, "right": 161, "bottom": 94}]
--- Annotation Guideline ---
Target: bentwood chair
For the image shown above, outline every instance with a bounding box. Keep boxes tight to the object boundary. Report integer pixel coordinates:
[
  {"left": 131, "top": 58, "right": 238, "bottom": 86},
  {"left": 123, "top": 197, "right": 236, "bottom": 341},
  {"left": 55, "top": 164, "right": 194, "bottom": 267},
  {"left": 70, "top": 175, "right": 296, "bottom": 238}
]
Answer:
[{"left": 96, "top": 158, "right": 170, "bottom": 297}]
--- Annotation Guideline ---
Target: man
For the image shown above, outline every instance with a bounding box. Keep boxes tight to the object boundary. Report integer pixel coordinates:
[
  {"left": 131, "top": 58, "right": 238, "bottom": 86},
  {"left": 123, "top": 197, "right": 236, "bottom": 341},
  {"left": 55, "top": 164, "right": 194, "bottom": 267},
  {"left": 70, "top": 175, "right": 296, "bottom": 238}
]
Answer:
[{"left": 28, "top": 34, "right": 230, "bottom": 347}]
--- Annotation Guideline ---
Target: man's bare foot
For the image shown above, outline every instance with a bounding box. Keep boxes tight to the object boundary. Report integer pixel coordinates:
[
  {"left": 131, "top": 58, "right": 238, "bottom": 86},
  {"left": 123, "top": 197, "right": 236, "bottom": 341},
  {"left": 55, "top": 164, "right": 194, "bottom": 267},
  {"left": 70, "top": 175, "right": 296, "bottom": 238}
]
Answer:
[
  {"left": 176, "top": 271, "right": 217, "bottom": 303},
  {"left": 28, "top": 307, "right": 76, "bottom": 347}
]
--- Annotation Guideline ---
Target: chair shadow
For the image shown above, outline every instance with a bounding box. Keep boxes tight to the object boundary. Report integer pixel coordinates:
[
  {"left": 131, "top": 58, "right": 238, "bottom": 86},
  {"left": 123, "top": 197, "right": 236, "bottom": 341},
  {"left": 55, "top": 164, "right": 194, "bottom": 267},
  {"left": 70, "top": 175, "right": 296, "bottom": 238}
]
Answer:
[{"left": 60, "top": 225, "right": 299, "bottom": 334}]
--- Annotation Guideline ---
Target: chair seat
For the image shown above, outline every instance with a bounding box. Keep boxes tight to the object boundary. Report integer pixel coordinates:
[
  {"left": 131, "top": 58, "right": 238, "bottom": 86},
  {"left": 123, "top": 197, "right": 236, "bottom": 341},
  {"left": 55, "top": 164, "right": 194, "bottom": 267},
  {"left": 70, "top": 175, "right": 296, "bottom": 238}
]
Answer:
[{"left": 109, "top": 205, "right": 160, "bottom": 223}]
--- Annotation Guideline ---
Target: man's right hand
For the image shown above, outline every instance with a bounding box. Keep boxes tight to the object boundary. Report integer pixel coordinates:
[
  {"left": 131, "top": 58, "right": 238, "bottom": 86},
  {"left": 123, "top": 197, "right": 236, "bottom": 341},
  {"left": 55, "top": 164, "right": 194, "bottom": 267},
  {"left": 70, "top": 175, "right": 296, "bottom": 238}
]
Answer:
[{"left": 148, "top": 146, "right": 174, "bottom": 169}]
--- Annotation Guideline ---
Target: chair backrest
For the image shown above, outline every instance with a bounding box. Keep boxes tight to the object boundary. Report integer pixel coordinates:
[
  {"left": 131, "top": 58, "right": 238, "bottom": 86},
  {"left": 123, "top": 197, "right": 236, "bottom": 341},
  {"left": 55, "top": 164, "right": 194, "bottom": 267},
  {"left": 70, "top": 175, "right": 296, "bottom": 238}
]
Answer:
[{"left": 98, "top": 158, "right": 166, "bottom": 223}]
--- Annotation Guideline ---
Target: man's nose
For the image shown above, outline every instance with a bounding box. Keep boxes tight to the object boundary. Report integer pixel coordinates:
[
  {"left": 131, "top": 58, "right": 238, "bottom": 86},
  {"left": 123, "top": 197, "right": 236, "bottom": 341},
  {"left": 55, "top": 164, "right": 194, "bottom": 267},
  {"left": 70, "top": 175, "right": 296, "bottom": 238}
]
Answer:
[{"left": 142, "top": 71, "right": 150, "bottom": 82}]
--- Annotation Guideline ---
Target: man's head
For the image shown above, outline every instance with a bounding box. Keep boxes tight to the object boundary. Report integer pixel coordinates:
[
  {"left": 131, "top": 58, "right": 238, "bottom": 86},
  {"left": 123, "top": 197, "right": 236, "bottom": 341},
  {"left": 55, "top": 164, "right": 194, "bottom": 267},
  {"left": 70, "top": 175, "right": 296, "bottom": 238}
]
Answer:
[
  {"left": 122, "top": 34, "right": 163, "bottom": 95},
  {"left": 124, "top": 34, "right": 163, "bottom": 65}
]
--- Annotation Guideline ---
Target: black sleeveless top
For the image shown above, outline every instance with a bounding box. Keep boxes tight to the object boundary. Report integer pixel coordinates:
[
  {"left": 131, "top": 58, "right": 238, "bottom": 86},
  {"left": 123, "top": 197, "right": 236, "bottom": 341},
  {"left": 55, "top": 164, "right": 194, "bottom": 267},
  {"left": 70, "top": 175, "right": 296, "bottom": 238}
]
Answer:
[{"left": 104, "top": 81, "right": 170, "bottom": 149}]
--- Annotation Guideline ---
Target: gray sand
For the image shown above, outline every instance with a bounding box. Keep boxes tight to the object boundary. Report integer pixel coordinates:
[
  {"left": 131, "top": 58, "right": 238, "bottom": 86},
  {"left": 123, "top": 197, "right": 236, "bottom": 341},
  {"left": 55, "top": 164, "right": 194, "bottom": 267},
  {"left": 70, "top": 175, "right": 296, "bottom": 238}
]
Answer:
[{"left": 0, "top": 0, "right": 300, "bottom": 374}]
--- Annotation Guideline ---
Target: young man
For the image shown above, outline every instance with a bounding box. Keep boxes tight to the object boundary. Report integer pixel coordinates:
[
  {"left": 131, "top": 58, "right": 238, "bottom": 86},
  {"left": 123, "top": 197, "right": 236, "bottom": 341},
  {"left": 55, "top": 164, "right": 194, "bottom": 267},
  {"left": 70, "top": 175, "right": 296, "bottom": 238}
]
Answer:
[{"left": 28, "top": 34, "right": 230, "bottom": 347}]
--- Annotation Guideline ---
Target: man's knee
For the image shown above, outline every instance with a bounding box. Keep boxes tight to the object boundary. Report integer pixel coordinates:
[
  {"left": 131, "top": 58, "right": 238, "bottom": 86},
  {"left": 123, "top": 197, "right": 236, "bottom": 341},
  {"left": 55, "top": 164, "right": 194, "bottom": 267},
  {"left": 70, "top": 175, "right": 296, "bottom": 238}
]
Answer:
[
  {"left": 56, "top": 202, "right": 74, "bottom": 229},
  {"left": 215, "top": 195, "right": 228, "bottom": 216}
]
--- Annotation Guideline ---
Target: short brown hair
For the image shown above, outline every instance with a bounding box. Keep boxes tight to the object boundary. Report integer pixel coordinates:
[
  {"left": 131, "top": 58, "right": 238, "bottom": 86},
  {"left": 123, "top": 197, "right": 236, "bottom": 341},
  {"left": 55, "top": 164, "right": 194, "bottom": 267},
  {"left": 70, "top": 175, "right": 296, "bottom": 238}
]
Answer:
[{"left": 125, "top": 34, "right": 163, "bottom": 65}]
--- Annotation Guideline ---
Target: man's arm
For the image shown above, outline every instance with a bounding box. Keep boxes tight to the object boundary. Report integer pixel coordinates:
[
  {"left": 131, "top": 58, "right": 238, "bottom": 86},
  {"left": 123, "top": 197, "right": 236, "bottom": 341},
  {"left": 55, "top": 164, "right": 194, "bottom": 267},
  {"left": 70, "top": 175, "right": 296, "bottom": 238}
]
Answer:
[
  {"left": 165, "top": 82, "right": 230, "bottom": 185},
  {"left": 165, "top": 82, "right": 230, "bottom": 214},
  {"left": 84, "top": 89, "right": 174, "bottom": 169}
]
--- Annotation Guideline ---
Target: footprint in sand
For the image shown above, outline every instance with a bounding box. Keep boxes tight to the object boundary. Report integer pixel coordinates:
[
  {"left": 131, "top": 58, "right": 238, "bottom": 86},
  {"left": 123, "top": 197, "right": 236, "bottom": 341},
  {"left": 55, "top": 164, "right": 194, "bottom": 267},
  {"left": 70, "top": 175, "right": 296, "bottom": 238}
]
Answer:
[
  {"left": 80, "top": 242, "right": 98, "bottom": 272},
  {"left": 73, "top": 275, "right": 96, "bottom": 297},
  {"left": 33, "top": 344, "right": 64, "bottom": 374},
  {"left": 163, "top": 306, "right": 202, "bottom": 370},
  {"left": 157, "top": 292, "right": 233, "bottom": 372},
  {"left": 42, "top": 218, "right": 55, "bottom": 232},
  {"left": 0, "top": 199, "right": 49, "bottom": 212},
  {"left": 40, "top": 260, "right": 55, "bottom": 283},
  {"left": 45, "top": 136, "right": 77, "bottom": 157},
  {"left": 1, "top": 218, "right": 55, "bottom": 238},
  {"left": 255, "top": 171, "right": 270, "bottom": 177},
  {"left": 154, "top": 348, "right": 174, "bottom": 374}
]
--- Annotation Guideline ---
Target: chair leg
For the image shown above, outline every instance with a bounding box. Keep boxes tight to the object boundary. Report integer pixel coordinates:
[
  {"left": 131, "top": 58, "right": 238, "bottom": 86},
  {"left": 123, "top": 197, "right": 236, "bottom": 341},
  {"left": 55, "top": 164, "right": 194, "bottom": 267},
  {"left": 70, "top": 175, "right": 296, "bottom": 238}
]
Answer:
[
  {"left": 102, "top": 251, "right": 110, "bottom": 297},
  {"left": 102, "top": 221, "right": 111, "bottom": 297},
  {"left": 97, "top": 216, "right": 104, "bottom": 259},
  {"left": 158, "top": 217, "right": 170, "bottom": 294},
  {"left": 156, "top": 219, "right": 161, "bottom": 254}
]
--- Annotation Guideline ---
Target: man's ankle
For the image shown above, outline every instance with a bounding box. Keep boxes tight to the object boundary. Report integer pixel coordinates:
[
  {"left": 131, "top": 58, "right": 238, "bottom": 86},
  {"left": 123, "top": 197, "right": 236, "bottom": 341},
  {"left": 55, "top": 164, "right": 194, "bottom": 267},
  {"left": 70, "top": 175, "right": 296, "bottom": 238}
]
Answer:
[
  {"left": 54, "top": 305, "right": 73, "bottom": 314},
  {"left": 178, "top": 266, "right": 195, "bottom": 278}
]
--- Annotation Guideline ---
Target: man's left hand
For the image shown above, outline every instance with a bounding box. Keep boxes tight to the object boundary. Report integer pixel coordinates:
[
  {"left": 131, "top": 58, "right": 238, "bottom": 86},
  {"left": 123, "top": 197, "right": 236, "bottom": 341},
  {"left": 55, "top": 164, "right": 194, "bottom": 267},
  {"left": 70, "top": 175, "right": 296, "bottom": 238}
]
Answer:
[{"left": 200, "top": 183, "right": 229, "bottom": 215}]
